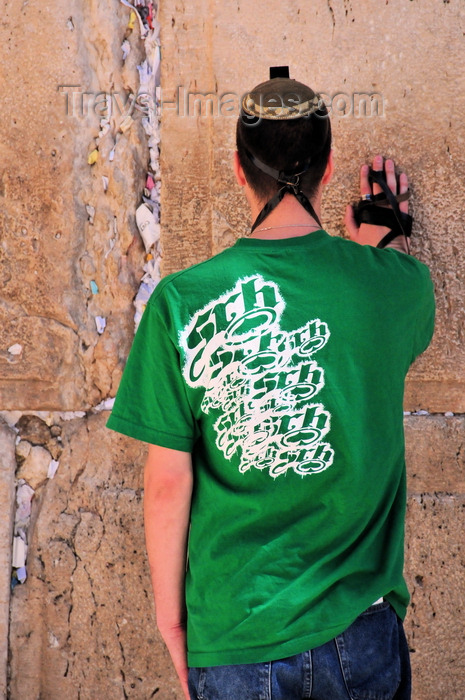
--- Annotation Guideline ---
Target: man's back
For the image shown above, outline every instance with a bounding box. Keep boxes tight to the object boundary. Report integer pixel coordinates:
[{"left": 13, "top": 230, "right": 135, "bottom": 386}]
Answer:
[{"left": 108, "top": 227, "right": 434, "bottom": 666}]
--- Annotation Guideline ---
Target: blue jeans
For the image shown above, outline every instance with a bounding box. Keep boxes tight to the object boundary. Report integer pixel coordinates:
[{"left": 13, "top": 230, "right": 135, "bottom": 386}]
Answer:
[{"left": 188, "top": 602, "right": 411, "bottom": 700}]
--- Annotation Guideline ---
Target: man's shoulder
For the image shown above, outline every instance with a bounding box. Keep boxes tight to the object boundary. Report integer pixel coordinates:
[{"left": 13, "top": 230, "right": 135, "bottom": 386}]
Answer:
[
  {"left": 148, "top": 244, "right": 240, "bottom": 307},
  {"left": 334, "top": 233, "right": 432, "bottom": 281}
]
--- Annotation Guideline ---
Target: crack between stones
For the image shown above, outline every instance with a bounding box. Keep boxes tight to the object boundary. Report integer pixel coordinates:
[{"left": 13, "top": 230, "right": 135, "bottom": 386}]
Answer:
[
  {"left": 115, "top": 620, "right": 128, "bottom": 700},
  {"left": 326, "top": 0, "right": 336, "bottom": 28}
]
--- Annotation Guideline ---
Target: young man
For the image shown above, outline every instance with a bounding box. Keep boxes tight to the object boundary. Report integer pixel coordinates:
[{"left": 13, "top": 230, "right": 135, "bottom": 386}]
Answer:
[{"left": 107, "top": 70, "right": 435, "bottom": 700}]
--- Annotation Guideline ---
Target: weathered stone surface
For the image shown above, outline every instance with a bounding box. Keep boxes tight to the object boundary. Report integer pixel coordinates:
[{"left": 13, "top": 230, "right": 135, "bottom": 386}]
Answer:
[
  {"left": 405, "top": 415, "right": 465, "bottom": 495},
  {"left": 160, "top": 0, "right": 465, "bottom": 413},
  {"left": 405, "top": 495, "right": 465, "bottom": 700},
  {"left": 0, "top": 0, "right": 148, "bottom": 410},
  {"left": 0, "top": 419, "right": 16, "bottom": 700},
  {"left": 16, "top": 445, "right": 52, "bottom": 490},
  {"left": 404, "top": 416, "right": 465, "bottom": 699},
  {"left": 8, "top": 413, "right": 180, "bottom": 700}
]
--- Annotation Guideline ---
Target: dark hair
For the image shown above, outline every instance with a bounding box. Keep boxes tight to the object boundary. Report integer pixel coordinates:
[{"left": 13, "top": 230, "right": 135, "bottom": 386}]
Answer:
[{"left": 236, "top": 110, "right": 332, "bottom": 202}]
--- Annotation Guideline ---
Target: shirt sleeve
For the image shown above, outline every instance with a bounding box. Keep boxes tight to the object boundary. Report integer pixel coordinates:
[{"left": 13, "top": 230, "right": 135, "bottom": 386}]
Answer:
[{"left": 106, "top": 298, "right": 195, "bottom": 452}]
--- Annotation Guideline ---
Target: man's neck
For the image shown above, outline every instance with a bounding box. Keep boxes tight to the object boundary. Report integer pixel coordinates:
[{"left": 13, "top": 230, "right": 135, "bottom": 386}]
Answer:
[{"left": 249, "top": 192, "right": 323, "bottom": 239}]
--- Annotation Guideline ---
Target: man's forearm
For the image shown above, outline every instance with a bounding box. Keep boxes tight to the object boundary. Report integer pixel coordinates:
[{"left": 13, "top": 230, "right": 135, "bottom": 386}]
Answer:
[
  {"left": 144, "top": 445, "right": 193, "bottom": 699},
  {"left": 144, "top": 469, "right": 192, "bottom": 628}
]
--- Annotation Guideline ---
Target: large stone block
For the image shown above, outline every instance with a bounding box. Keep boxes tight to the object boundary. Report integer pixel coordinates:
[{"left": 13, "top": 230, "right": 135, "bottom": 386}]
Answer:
[
  {"left": 160, "top": 0, "right": 465, "bottom": 412},
  {"left": 404, "top": 416, "right": 465, "bottom": 698},
  {"left": 8, "top": 413, "right": 180, "bottom": 700},
  {"left": 405, "top": 494, "right": 465, "bottom": 700},
  {"left": 405, "top": 415, "right": 465, "bottom": 495},
  {"left": 0, "top": 0, "right": 148, "bottom": 410}
]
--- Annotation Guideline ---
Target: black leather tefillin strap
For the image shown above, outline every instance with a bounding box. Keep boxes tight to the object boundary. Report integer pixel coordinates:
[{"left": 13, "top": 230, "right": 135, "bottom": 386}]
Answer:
[
  {"left": 247, "top": 151, "right": 322, "bottom": 233},
  {"left": 353, "top": 168, "right": 412, "bottom": 251}
]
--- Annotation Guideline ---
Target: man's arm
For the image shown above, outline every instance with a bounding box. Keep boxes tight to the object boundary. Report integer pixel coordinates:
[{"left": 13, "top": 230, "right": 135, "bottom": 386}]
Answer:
[
  {"left": 144, "top": 444, "right": 193, "bottom": 700},
  {"left": 345, "top": 155, "right": 410, "bottom": 254}
]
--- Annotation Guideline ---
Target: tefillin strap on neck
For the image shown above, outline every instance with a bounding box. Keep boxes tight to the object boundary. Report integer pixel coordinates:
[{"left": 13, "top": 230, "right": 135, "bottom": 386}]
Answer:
[
  {"left": 241, "top": 66, "right": 325, "bottom": 233},
  {"left": 247, "top": 151, "right": 322, "bottom": 233}
]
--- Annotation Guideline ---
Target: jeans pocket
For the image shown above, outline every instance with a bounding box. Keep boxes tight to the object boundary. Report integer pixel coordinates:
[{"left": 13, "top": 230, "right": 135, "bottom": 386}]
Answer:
[
  {"left": 335, "top": 603, "right": 402, "bottom": 700},
  {"left": 188, "top": 662, "right": 270, "bottom": 700}
]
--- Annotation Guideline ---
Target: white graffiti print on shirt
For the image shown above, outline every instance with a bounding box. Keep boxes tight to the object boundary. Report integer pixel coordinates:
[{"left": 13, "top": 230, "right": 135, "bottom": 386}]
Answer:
[{"left": 179, "top": 274, "right": 334, "bottom": 478}]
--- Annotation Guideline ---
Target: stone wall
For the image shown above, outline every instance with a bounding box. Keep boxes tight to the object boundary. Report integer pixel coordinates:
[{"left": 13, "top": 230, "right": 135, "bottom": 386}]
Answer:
[
  {"left": 1, "top": 0, "right": 464, "bottom": 698},
  {"left": 7, "top": 414, "right": 179, "bottom": 700}
]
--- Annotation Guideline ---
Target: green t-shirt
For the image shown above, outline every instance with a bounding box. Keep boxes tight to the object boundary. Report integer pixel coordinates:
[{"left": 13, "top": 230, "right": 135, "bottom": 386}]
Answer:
[{"left": 107, "top": 230, "right": 435, "bottom": 667}]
